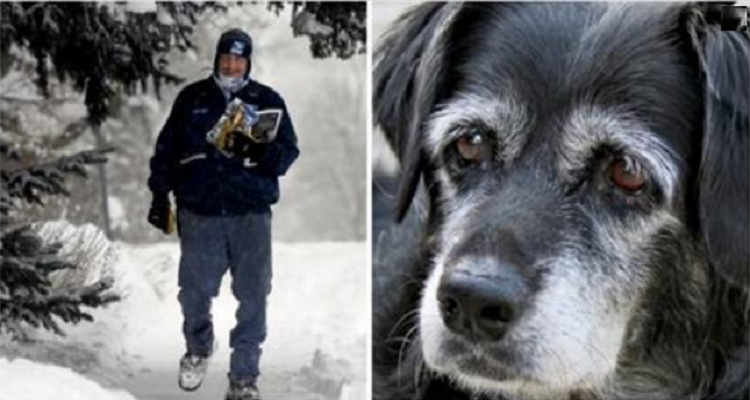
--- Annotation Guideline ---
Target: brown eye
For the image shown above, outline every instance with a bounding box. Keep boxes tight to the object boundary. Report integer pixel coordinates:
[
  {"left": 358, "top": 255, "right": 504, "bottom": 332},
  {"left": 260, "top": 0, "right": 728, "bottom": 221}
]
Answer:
[
  {"left": 456, "top": 130, "right": 487, "bottom": 162},
  {"left": 609, "top": 157, "right": 648, "bottom": 193}
]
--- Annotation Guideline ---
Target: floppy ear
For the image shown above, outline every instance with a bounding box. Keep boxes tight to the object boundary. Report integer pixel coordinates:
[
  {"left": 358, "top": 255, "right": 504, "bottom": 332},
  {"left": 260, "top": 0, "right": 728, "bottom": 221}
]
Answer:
[
  {"left": 687, "top": 4, "right": 749, "bottom": 287},
  {"left": 373, "top": 3, "right": 464, "bottom": 222}
]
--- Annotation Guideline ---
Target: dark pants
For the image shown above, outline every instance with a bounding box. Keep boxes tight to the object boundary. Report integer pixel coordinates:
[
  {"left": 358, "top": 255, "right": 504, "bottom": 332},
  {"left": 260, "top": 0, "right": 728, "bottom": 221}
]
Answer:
[{"left": 177, "top": 208, "right": 272, "bottom": 380}]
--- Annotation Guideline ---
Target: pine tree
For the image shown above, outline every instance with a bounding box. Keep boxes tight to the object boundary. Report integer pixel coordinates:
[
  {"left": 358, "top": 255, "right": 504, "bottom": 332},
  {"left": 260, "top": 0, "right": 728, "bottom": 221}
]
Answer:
[
  {"left": 271, "top": 2, "right": 367, "bottom": 59},
  {"left": 0, "top": 144, "right": 119, "bottom": 340},
  {"left": 0, "top": 2, "right": 227, "bottom": 339},
  {"left": 0, "top": 2, "right": 224, "bottom": 124}
]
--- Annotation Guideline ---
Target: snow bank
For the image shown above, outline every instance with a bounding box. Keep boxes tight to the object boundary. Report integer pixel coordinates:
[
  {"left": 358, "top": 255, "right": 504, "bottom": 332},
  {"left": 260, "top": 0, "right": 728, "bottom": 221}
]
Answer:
[
  {"left": 1, "top": 222, "right": 136, "bottom": 386},
  {"left": 0, "top": 358, "right": 137, "bottom": 400},
  {"left": 36, "top": 220, "right": 118, "bottom": 287},
  {"left": 124, "top": 2, "right": 157, "bottom": 14}
]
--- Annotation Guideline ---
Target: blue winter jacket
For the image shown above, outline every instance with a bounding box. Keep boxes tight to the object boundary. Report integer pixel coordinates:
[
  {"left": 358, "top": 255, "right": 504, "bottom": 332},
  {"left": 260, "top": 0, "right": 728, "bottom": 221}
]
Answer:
[{"left": 148, "top": 77, "right": 300, "bottom": 216}]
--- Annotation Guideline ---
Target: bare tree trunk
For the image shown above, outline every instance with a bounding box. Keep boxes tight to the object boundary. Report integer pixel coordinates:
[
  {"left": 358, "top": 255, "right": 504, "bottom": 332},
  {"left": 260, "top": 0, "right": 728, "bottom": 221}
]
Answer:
[{"left": 92, "top": 124, "right": 112, "bottom": 239}]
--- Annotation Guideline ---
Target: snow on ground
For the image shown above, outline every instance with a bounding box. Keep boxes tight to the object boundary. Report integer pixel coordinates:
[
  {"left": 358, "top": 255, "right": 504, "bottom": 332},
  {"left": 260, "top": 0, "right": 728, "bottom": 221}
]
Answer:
[
  {"left": 1, "top": 222, "right": 367, "bottom": 400},
  {"left": 0, "top": 358, "right": 137, "bottom": 400}
]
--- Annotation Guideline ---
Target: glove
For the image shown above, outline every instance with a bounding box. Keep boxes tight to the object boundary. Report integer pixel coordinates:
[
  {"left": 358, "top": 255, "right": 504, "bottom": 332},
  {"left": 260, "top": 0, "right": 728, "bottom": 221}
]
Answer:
[
  {"left": 147, "top": 192, "right": 172, "bottom": 234},
  {"left": 230, "top": 131, "right": 267, "bottom": 161},
  {"left": 245, "top": 141, "right": 267, "bottom": 161}
]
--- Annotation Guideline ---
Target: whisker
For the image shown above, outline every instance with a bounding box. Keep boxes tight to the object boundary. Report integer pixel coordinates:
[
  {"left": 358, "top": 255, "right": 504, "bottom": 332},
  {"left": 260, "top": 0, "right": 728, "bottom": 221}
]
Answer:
[
  {"left": 397, "top": 323, "right": 421, "bottom": 387},
  {"left": 388, "top": 307, "right": 421, "bottom": 340}
]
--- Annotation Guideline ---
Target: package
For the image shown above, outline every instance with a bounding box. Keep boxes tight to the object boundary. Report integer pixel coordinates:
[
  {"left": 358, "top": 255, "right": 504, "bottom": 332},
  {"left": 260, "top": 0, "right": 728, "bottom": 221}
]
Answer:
[{"left": 206, "top": 98, "right": 283, "bottom": 158}]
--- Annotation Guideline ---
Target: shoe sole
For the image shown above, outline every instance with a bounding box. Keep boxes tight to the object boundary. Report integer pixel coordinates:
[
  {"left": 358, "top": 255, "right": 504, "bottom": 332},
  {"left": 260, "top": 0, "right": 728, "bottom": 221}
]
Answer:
[{"left": 178, "top": 372, "right": 205, "bottom": 392}]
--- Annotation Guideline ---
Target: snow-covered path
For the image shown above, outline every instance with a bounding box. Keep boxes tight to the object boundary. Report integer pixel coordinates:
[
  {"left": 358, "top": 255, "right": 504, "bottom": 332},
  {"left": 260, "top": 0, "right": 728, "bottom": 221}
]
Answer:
[
  {"left": 119, "top": 242, "right": 368, "bottom": 400},
  {"left": 2, "top": 239, "right": 368, "bottom": 400}
]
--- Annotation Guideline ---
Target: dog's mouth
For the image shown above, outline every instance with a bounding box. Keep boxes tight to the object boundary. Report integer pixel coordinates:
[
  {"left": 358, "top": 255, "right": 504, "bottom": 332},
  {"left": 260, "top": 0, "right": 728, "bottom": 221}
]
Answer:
[{"left": 424, "top": 331, "right": 524, "bottom": 383}]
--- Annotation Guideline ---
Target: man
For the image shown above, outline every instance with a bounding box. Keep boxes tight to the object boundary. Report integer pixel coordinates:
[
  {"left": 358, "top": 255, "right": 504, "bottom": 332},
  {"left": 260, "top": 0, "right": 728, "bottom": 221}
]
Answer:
[{"left": 147, "top": 28, "right": 299, "bottom": 400}]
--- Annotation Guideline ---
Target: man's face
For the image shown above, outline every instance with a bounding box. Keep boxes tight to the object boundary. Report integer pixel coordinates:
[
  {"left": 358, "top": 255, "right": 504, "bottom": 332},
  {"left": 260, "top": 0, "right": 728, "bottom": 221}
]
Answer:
[{"left": 218, "top": 53, "right": 248, "bottom": 78}]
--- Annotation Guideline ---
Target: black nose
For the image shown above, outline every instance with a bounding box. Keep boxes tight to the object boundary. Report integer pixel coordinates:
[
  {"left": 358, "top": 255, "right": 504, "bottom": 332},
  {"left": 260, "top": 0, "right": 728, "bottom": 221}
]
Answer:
[{"left": 438, "top": 268, "right": 524, "bottom": 341}]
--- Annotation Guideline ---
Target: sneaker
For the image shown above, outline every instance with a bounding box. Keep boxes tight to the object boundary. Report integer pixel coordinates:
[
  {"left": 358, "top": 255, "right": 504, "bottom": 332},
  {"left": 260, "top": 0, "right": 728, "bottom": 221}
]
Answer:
[
  {"left": 178, "top": 342, "right": 217, "bottom": 391},
  {"left": 225, "top": 378, "right": 261, "bottom": 400},
  {"left": 178, "top": 353, "right": 211, "bottom": 391}
]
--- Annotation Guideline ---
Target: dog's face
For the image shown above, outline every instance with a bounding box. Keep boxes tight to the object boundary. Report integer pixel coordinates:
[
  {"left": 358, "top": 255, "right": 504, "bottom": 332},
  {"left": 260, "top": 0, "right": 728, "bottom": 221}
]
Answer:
[{"left": 375, "top": 3, "right": 748, "bottom": 399}]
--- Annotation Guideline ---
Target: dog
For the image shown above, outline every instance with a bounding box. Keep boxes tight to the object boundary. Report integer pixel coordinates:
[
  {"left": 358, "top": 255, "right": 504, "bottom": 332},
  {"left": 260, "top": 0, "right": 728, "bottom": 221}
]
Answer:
[{"left": 372, "top": 3, "right": 749, "bottom": 400}]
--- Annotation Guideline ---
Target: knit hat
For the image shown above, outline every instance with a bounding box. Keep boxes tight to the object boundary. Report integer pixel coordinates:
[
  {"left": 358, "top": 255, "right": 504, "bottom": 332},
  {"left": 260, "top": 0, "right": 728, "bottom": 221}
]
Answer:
[{"left": 214, "top": 28, "right": 253, "bottom": 79}]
